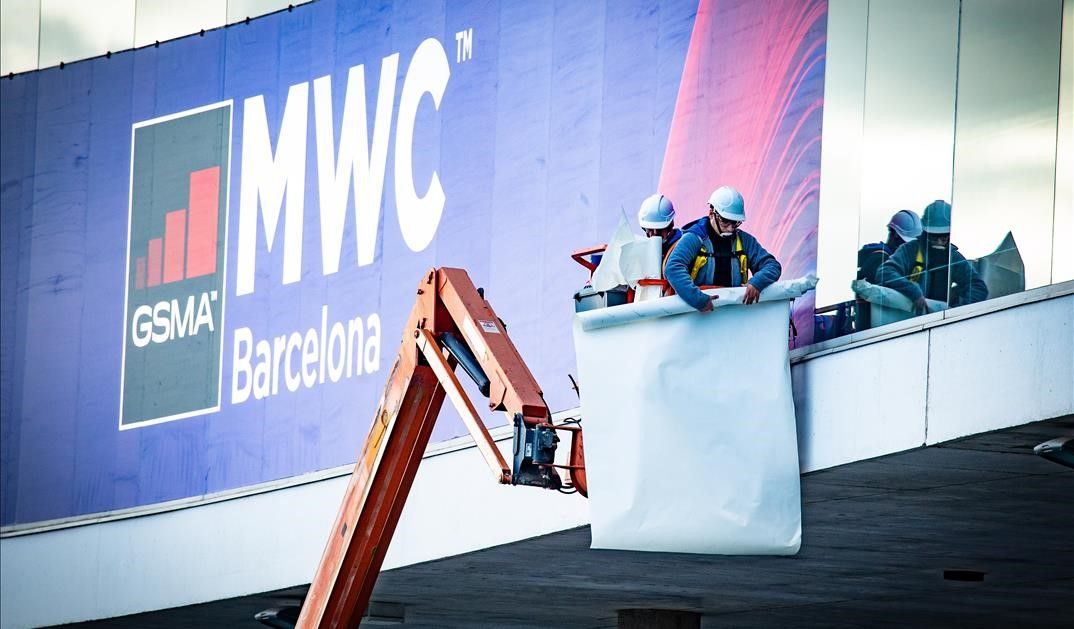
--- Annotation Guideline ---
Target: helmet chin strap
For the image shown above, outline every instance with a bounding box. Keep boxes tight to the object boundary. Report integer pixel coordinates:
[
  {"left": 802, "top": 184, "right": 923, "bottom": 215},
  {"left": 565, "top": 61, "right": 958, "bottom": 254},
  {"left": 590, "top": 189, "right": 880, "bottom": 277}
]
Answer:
[{"left": 709, "top": 214, "right": 736, "bottom": 237}]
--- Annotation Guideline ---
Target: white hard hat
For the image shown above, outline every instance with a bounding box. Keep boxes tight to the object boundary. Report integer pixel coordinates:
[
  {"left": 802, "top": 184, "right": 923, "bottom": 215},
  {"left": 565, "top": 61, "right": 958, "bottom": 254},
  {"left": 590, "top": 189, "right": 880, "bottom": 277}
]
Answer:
[
  {"left": 637, "top": 194, "right": 676, "bottom": 229},
  {"left": 707, "top": 185, "right": 745, "bottom": 222}
]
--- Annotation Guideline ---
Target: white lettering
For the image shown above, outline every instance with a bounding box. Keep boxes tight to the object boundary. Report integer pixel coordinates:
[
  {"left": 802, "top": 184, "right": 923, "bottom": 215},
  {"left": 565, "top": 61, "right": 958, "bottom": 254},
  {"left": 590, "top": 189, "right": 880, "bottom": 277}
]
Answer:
[
  {"left": 169, "top": 296, "right": 195, "bottom": 339},
  {"left": 328, "top": 321, "right": 346, "bottom": 382},
  {"left": 194, "top": 294, "right": 214, "bottom": 333},
  {"left": 229, "top": 307, "right": 381, "bottom": 401},
  {"left": 313, "top": 54, "right": 399, "bottom": 273},
  {"left": 151, "top": 301, "right": 170, "bottom": 344},
  {"left": 272, "top": 334, "right": 286, "bottom": 396},
  {"left": 395, "top": 38, "right": 450, "bottom": 253},
  {"left": 302, "top": 328, "right": 318, "bottom": 388},
  {"left": 347, "top": 316, "right": 363, "bottom": 376},
  {"left": 233, "top": 40, "right": 453, "bottom": 295},
  {"left": 237, "top": 83, "right": 309, "bottom": 296},
  {"left": 132, "top": 305, "right": 153, "bottom": 348},
  {"left": 253, "top": 340, "right": 271, "bottom": 399},
  {"left": 129, "top": 292, "right": 217, "bottom": 347},
  {"left": 364, "top": 313, "right": 381, "bottom": 374},
  {"left": 318, "top": 304, "right": 328, "bottom": 384},
  {"left": 285, "top": 332, "right": 302, "bottom": 392},
  {"left": 232, "top": 327, "right": 253, "bottom": 403}
]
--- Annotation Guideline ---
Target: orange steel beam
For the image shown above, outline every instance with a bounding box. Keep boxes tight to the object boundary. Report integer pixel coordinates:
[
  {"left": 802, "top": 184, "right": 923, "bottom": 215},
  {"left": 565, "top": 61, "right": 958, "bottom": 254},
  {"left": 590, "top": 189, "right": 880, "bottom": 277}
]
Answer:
[
  {"left": 416, "top": 328, "right": 511, "bottom": 483},
  {"left": 296, "top": 268, "right": 584, "bottom": 628},
  {"left": 433, "top": 267, "right": 549, "bottom": 425},
  {"left": 295, "top": 354, "right": 445, "bottom": 628}
]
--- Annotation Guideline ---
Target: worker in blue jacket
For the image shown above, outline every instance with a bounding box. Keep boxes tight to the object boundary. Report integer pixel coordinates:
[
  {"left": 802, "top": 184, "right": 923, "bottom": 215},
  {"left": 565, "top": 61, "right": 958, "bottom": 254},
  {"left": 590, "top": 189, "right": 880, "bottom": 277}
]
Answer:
[
  {"left": 856, "top": 209, "right": 923, "bottom": 328},
  {"left": 664, "top": 185, "right": 782, "bottom": 312},
  {"left": 876, "top": 200, "right": 988, "bottom": 314},
  {"left": 858, "top": 209, "right": 923, "bottom": 284}
]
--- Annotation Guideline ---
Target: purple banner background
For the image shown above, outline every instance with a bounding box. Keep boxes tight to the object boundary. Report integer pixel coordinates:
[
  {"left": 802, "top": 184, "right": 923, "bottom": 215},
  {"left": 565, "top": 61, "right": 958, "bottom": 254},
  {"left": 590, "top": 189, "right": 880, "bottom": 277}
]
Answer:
[{"left": 0, "top": 0, "right": 825, "bottom": 526}]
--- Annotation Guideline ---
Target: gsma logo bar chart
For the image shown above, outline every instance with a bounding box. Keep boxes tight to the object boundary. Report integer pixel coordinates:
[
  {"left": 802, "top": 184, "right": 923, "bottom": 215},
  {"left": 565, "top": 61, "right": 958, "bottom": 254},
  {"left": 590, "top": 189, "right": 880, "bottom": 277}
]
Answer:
[
  {"left": 132, "top": 166, "right": 221, "bottom": 289},
  {"left": 120, "top": 102, "right": 232, "bottom": 429}
]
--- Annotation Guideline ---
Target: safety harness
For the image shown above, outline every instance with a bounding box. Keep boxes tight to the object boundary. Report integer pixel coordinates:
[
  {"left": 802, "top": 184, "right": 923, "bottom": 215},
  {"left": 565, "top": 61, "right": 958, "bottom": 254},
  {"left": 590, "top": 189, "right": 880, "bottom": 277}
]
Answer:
[
  {"left": 908, "top": 244, "right": 925, "bottom": 284},
  {"left": 662, "top": 233, "right": 748, "bottom": 292}
]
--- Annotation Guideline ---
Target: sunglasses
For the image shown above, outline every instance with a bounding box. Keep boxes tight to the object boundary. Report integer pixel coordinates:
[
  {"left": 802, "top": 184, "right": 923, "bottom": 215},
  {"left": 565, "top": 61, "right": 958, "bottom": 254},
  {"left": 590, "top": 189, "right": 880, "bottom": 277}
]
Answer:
[{"left": 708, "top": 206, "right": 741, "bottom": 227}]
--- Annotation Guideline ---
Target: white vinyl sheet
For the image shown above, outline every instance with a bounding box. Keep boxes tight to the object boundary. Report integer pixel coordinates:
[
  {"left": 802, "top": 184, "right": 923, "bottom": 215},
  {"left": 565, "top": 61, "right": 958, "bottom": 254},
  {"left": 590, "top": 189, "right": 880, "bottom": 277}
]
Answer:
[
  {"left": 573, "top": 298, "right": 802, "bottom": 555},
  {"left": 590, "top": 215, "right": 662, "bottom": 292},
  {"left": 578, "top": 275, "right": 818, "bottom": 331}
]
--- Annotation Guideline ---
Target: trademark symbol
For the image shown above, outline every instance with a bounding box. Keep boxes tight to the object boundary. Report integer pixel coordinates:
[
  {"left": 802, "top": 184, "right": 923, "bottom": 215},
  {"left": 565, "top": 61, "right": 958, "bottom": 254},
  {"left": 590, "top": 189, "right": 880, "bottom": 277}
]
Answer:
[{"left": 455, "top": 28, "right": 473, "bottom": 63}]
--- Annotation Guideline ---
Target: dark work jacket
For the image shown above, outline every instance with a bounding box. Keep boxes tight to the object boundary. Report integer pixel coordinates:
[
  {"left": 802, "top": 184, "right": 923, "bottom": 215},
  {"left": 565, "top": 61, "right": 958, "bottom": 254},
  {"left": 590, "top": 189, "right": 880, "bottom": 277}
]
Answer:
[
  {"left": 877, "top": 237, "right": 988, "bottom": 306},
  {"left": 857, "top": 241, "right": 896, "bottom": 284}
]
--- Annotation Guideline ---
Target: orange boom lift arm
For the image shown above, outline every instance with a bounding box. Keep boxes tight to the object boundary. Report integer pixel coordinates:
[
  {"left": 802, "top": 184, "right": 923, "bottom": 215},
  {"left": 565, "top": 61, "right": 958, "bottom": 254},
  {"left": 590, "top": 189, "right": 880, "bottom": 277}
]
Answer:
[{"left": 292, "top": 268, "right": 586, "bottom": 628}]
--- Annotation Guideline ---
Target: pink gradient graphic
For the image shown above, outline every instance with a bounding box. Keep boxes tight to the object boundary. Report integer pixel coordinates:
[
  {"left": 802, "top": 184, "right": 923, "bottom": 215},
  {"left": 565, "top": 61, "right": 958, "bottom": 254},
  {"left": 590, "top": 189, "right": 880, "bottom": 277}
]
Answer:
[
  {"left": 659, "top": 0, "right": 827, "bottom": 345},
  {"left": 162, "top": 209, "right": 186, "bottom": 284},
  {"left": 146, "top": 238, "right": 162, "bottom": 288}
]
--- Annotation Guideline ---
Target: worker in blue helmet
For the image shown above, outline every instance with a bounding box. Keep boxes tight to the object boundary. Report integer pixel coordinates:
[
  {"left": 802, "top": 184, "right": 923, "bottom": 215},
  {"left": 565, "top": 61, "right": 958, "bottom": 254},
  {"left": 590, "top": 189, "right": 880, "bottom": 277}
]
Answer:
[
  {"left": 637, "top": 193, "right": 683, "bottom": 260},
  {"left": 877, "top": 200, "right": 988, "bottom": 314},
  {"left": 664, "top": 185, "right": 782, "bottom": 312},
  {"left": 858, "top": 210, "right": 923, "bottom": 284},
  {"left": 856, "top": 209, "right": 923, "bottom": 327}
]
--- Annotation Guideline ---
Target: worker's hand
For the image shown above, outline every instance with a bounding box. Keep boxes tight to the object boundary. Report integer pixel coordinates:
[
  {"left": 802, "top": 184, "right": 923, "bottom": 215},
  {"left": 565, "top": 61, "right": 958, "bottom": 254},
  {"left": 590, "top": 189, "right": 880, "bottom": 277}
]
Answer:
[
  {"left": 912, "top": 296, "right": 928, "bottom": 314},
  {"left": 743, "top": 284, "right": 761, "bottom": 305},
  {"left": 698, "top": 294, "right": 718, "bottom": 313}
]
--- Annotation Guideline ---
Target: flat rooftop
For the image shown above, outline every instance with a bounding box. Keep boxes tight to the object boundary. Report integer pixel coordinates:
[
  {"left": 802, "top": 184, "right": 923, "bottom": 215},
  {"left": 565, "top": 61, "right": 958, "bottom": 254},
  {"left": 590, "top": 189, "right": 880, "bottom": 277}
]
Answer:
[{"left": 63, "top": 415, "right": 1073, "bottom": 628}]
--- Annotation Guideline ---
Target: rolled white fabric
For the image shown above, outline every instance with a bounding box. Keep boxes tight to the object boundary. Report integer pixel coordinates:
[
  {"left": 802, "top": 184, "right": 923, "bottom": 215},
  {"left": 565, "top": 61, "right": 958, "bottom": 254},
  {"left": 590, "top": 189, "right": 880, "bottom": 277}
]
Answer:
[
  {"left": 852, "top": 279, "right": 945, "bottom": 313},
  {"left": 577, "top": 274, "right": 818, "bottom": 332}
]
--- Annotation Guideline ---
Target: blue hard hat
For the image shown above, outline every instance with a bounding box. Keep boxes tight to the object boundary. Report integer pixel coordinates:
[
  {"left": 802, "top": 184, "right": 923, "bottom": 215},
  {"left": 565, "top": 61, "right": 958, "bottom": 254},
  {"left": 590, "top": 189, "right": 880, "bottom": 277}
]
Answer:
[
  {"left": 888, "top": 209, "right": 923, "bottom": 242},
  {"left": 638, "top": 194, "right": 676, "bottom": 229},
  {"left": 921, "top": 200, "right": 952, "bottom": 234}
]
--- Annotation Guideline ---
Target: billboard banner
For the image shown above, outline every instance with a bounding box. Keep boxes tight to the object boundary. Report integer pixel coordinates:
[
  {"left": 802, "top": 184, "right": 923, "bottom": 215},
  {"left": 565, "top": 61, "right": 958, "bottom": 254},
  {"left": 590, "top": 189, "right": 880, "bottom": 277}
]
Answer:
[{"left": 0, "top": 0, "right": 826, "bottom": 526}]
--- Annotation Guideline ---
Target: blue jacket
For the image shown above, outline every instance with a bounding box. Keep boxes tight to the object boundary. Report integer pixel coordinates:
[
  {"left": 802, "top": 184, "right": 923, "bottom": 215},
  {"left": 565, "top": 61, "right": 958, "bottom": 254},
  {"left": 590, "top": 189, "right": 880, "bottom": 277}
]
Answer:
[
  {"left": 664, "top": 218, "right": 782, "bottom": 311},
  {"left": 876, "top": 236, "right": 988, "bottom": 306}
]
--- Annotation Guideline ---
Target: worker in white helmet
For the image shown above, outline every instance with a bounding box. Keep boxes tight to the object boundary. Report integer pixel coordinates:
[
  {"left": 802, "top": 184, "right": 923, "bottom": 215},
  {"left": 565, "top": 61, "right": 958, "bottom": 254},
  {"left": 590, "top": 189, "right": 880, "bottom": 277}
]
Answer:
[
  {"left": 664, "top": 185, "right": 782, "bottom": 312},
  {"left": 637, "top": 193, "right": 683, "bottom": 261},
  {"left": 877, "top": 200, "right": 987, "bottom": 314}
]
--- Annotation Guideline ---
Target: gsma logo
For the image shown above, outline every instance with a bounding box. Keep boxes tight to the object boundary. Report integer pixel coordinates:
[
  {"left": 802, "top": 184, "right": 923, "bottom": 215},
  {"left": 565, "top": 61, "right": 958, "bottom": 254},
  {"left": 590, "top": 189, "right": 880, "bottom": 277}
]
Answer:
[{"left": 120, "top": 102, "right": 232, "bottom": 429}]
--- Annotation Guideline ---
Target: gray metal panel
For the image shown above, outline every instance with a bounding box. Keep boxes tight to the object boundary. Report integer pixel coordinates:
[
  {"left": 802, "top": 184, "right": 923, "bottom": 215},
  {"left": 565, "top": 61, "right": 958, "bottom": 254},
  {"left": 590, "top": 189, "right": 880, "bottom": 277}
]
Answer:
[
  {"left": 951, "top": 0, "right": 1064, "bottom": 289},
  {"left": 1054, "top": 0, "right": 1074, "bottom": 282},
  {"left": 858, "top": 0, "right": 959, "bottom": 248},
  {"left": 816, "top": 0, "right": 869, "bottom": 307}
]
